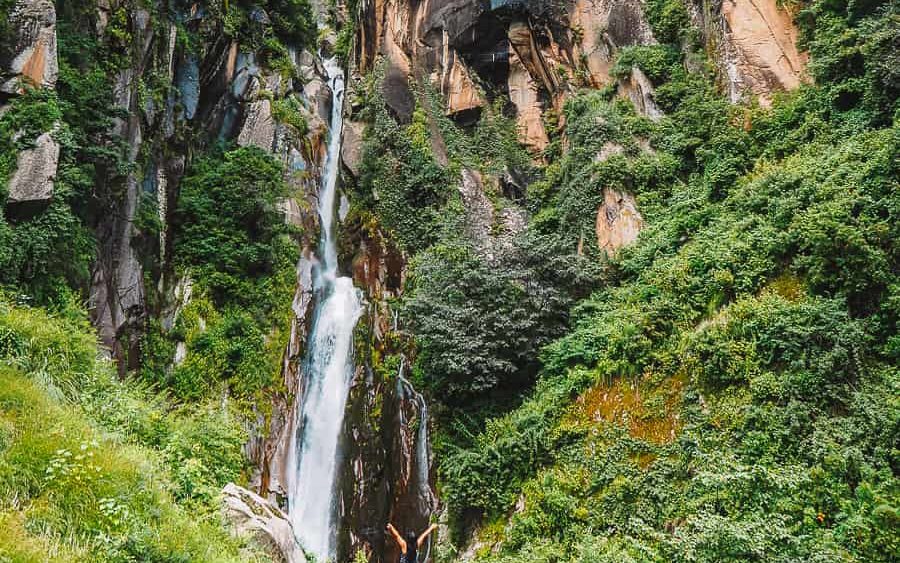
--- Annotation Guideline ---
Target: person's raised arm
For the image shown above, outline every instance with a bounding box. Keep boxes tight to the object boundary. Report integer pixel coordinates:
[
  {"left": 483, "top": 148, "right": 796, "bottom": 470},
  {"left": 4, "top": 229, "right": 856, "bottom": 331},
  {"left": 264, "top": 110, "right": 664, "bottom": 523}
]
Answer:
[
  {"left": 417, "top": 524, "right": 438, "bottom": 547},
  {"left": 386, "top": 523, "right": 407, "bottom": 553}
]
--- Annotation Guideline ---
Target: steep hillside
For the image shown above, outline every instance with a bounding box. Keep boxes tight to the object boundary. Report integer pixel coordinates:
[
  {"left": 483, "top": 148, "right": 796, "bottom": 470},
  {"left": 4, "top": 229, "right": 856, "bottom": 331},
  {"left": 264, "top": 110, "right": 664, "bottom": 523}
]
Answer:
[
  {"left": 0, "top": 0, "right": 898, "bottom": 562},
  {"left": 335, "top": 0, "right": 899, "bottom": 561}
]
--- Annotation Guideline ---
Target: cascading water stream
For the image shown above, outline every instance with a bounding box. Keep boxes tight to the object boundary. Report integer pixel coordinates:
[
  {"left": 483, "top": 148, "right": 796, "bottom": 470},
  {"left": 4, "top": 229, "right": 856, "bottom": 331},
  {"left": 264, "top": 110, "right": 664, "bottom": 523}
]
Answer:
[
  {"left": 286, "top": 56, "right": 362, "bottom": 560},
  {"left": 396, "top": 357, "right": 436, "bottom": 517},
  {"left": 396, "top": 357, "right": 436, "bottom": 561}
]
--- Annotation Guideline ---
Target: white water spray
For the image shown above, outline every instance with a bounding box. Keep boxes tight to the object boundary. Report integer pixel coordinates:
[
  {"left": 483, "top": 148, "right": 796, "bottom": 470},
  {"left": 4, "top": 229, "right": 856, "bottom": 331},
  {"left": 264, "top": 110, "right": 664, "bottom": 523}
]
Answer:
[
  {"left": 396, "top": 357, "right": 436, "bottom": 516},
  {"left": 287, "top": 57, "right": 362, "bottom": 560}
]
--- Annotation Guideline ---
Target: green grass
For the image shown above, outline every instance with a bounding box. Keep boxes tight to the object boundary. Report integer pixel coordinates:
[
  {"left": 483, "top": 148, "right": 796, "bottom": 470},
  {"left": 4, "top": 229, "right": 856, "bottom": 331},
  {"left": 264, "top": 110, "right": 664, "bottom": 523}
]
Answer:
[
  {"left": 0, "top": 367, "right": 250, "bottom": 561},
  {"left": 0, "top": 301, "right": 263, "bottom": 561}
]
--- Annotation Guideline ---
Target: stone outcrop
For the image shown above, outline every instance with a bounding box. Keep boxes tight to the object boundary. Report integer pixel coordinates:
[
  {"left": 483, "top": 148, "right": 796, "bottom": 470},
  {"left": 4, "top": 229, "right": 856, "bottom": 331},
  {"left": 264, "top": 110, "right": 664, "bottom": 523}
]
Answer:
[
  {"left": 341, "top": 119, "right": 366, "bottom": 178},
  {"left": 352, "top": 0, "right": 661, "bottom": 148},
  {"left": 507, "top": 48, "right": 549, "bottom": 152},
  {"left": 457, "top": 168, "right": 526, "bottom": 263},
  {"left": 238, "top": 98, "right": 277, "bottom": 150},
  {"left": 6, "top": 131, "right": 58, "bottom": 206},
  {"left": 443, "top": 54, "right": 484, "bottom": 117},
  {"left": 619, "top": 67, "right": 664, "bottom": 120},
  {"left": 89, "top": 6, "right": 154, "bottom": 371},
  {"left": 596, "top": 187, "right": 643, "bottom": 255},
  {"left": 691, "top": 0, "right": 808, "bottom": 105},
  {"left": 222, "top": 483, "right": 307, "bottom": 563},
  {"left": 1, "top": 0, "right": 58, "bottom": 93}
]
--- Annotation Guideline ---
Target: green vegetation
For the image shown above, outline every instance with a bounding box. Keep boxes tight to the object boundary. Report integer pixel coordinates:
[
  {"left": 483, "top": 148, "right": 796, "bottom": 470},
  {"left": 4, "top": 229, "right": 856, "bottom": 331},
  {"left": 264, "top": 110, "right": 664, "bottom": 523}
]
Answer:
[
  {"left": 430, "top": 0, "right": 900, "bottom": 560},
  {"left": 332, "top": 0, "right": 361, "bottom": 66},
  {"left": 151, "top": 146, "right": 299, "bottom": 403},
  {"left": 2, "top": 0, "right": 897, "bottom": 559},
  {"left": 0, "top": 87, "right": 99, "bottom": 304},
  {"left": 267, "top": 0, "right": 316, "bottom": 47},
  {"left": 403, "top": 244, "right": 563, "bottom": 401},
  {"left": 349, "top": 73, "right": 582, "bottom": 431},
  {"left": 357, "top": 101, "right": 457, "bottom": 254},
  {"left": 0, "top": 300, "right": 259, "bottom": 561},
  {"left": 173, "top": 146, "right": 296, "bottom": 310},
  {"left": 0, "top": 0, "right": 316, "bottom": 559},
  {"left": 272, "top": 95, "right": 310, "bottom": 136}
]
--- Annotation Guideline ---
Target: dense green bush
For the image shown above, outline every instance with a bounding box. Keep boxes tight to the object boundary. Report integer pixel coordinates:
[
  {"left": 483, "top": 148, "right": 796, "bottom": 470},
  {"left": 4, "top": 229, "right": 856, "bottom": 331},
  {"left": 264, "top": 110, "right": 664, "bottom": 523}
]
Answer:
[
  {"left": 266, "top": 0, "right": 316, "bottom": 47},
  {"left": 439, "top": 1, "right": 900, "bottom": 559},
  {"left": 0, "top": 89, "right": 96, "bottom": 302},
  {"left": 358, "top": 106, "right": 456, "bottom": 253},
  {"left": 403, "top": 244, "right": 565, "bottom": 400},
  {"left": 173, "top": 145, "right": 297, "bottom": 310},
  {"left": 0, "top": 368, "right": 252, "bottom": 561},
  {"left": 643, "top": 0, "right": 693, "bottom": 45},
  {"left": 167, "top": 147, "right": 297, "bottom": 404}
]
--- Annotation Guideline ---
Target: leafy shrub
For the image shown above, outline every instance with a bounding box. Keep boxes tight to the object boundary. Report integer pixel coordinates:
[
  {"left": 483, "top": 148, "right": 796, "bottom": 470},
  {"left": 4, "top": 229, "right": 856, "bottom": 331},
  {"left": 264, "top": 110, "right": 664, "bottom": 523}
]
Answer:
[
  {"left": 164, "top": 404, "right": 248, "bottom": 508},
  {"left": 643, "top": 0, "right": 693, "bottom": 45},
  {"left": 440, "top": 2, "right": 900, "bottom": 558},
  {"left": 272, "top": 95, "right": 309, "bottom": 136},
  {"left": 403, "top": 244, "right": 564, "bottom": 400},
  {"left": 173, "top": 145, "right": 297, "bottom": 310},
  {"left": 267, "top": 0, "right": 316, "bottom": 48},
  {"left": 612, "top": 45, "right": 682, "bottom": 84},
  {"left": 358, "top": 106, "right": 456, "bottom": 253},
  {"left": 172, "top": 307, "right": 273, "bottom": 401},
  {"left": 0, "top": 300, "right": 264, "bottom": 559}
]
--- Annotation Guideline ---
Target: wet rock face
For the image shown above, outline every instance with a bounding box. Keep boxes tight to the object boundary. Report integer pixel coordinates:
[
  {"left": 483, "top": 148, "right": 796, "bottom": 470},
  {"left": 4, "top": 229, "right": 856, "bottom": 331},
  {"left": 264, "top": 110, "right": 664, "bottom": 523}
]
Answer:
[
  {"left": 339, "top": 360, "right": 434, "bottom": 563},
  {"left": 6, "top": 131, "right": 58, "bottom": 208},
  {"left": 89, "top": 6, "right": 155, "bottom": 371},
  {"left": 1, "top": 0, "right": 58, "bottom": 93}
]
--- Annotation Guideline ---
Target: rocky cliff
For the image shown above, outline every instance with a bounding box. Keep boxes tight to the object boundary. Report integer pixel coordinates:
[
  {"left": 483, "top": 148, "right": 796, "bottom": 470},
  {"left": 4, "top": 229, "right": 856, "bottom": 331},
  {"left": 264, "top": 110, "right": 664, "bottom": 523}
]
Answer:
[
  {"left": 1, "top": 0, "right": 839, "bottom": 561},
  {"left": 329, "top": 0, "right": 813, "bottom": 559},
  {"left": 343, "top": 0, "right": 807, "bottom": 259}
]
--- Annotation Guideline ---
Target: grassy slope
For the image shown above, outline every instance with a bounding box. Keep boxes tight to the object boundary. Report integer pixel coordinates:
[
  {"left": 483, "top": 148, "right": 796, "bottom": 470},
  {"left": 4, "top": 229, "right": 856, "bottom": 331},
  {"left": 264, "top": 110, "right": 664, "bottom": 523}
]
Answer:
[
  {"left": 0, "top": 302, "right": 260, "bottom": 562},
  {"left": 433, "top": 1, "right": 900, "bottom": 561}
]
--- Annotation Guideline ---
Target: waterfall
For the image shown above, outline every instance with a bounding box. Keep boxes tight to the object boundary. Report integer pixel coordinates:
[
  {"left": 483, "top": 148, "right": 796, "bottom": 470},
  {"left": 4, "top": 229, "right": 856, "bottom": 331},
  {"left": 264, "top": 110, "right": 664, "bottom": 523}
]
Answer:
[
  {"left": 396, "top": 358, "right": 436, "bottom": 517},
  {"left": 287, "top": 57, "right": 362, "bottom": 561}
]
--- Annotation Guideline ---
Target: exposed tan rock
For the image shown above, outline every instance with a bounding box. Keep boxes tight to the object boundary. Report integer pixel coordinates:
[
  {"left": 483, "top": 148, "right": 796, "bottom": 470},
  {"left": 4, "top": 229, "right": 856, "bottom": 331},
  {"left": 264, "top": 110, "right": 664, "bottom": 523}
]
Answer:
[
  {"left": 222, "top": 483, "right": 306, "bottom": 563},
  {"left": 570, "top": 0, "right": 656, "bottom": 87},
  {"left": 596, "top": 187, "right": 643, "bottom": 255},
  {"left": 1, "top": 0, "right": 58, "bottom": 92},
  {"left": 6, "top": 131, "right": 59, "bottom": 205},
  {"left": 619, "top": 67, "right": 663, "bottom": 120},
  {"left": 444, "top": 53, "right": 483, "bottom": 116},
  {"left": 357, "top": 0, "right": 414, "bottom": 75},
  {"left": 688, "top": 0, "right": 808, "bottom": 105},
  {"left": 225, "top": 41, "right": 240, "bottom": 83},
  {"left": 507, "top": 48, "right": 549, "bottom": 153},
  {"left": 720, "top": 0, "right": 808, "bottom": 105},
  {"left": 508, "top": 21, "right": 560, "bottom": 96}
]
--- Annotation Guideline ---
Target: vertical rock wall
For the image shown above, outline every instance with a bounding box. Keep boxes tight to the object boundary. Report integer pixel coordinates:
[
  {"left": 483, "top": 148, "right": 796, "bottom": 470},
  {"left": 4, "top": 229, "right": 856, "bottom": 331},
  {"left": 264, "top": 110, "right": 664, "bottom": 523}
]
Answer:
[
  {"left": 2, "top": 0, "right": 60, "bottom": 212},
  {"left": 691, "top": 0, "right": 808, "bottom": 105}
]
